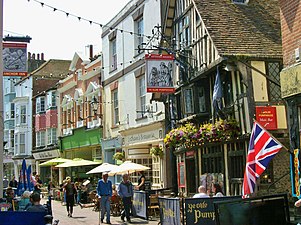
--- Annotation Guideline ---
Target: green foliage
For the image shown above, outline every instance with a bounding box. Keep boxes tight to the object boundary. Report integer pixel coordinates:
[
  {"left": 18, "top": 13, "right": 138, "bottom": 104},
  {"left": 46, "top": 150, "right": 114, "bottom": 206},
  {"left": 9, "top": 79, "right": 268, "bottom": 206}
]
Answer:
[
  {"left": 113, "top": 151, "right": 125, "bottom": 161},
  {"left": 150, "top": 146, "right": 164, "bottom": 158},
  {"left": 164, "top": 119, "right": 241, "bottom": 148}
]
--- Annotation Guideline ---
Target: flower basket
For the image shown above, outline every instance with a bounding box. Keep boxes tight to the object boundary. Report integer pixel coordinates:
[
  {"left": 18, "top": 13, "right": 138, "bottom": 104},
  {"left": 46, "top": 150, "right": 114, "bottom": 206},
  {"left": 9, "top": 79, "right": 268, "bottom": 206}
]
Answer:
[
  {"left": 113, "top": 151, "right": 125, "bottom": 161},
  {"left": 164, "top": 119, "right": 241, "bottom": 148},
  {"left": 150, "top": 146, "right": 164, "bottom": 158}
]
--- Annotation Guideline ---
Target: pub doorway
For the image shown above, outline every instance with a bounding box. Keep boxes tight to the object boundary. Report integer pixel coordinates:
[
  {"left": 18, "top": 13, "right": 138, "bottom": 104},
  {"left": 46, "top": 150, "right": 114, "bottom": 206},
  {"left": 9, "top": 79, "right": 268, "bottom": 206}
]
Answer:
[{"left": 186, "top": 156, "right": 197, "bottom": 194}]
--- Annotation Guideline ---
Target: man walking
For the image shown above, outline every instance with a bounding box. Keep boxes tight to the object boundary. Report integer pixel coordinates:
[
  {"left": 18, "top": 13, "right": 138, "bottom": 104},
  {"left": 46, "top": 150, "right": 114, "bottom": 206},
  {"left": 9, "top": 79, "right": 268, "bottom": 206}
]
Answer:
[
  {"left": 97, "top": 172, "right": 112, "bottom": 224},
  {"left": 118, "top": 173, "right": 133, "bottom": 223}
]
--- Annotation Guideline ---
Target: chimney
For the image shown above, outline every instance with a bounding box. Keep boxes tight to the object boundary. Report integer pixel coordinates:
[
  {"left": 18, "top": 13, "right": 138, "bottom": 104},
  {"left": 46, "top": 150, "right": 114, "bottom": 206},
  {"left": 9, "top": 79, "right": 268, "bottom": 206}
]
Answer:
[
  {"left": 32, "top": 53, "right": 35, "bottom": 60},
  {"left": 41, "top": 53, "right": 44, "bottom": 61},
  {"left": 28, "top": 52, "right": 31, "bottom": 60},
  {"left": 89, "top": 45, "right": 93, "bottom": 60},
  {"left": 37, "top": 53, "right": 40, "bottom": 60}
]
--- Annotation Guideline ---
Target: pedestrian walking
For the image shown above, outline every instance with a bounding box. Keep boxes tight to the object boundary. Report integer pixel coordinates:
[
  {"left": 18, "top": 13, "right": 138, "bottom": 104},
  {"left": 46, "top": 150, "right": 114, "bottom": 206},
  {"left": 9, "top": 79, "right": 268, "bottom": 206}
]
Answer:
[
  {"left": 97, "top": 172, "right": 112, "bottom": 224},
  {"left": 63, "top": 176, "right": 77, "bottom": 217},
  {"left": 118, "top": 173, "right": 133, "bottom": 223}
]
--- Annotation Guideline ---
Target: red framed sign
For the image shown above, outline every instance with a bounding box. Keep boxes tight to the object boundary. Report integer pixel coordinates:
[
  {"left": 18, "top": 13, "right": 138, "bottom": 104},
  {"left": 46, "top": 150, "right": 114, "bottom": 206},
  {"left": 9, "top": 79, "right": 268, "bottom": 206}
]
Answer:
[
  {"left": 178, "top": 162, "right": 185, "bottom": 188},
  {"left": 3, "top": 42, "right": 28, "bottom": 76},
  {"left": 255, "top": 106, "right": 278, "bottom": 130},
  {"left": 145, "top": 54, "right": 175, "bottom": 93}
]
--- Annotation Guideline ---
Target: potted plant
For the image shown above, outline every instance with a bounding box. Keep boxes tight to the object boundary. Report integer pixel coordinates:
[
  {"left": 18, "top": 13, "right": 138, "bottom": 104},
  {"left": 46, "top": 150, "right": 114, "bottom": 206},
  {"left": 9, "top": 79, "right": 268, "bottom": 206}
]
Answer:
[
  {"left": 113, "top": 151, "right": 125, "bottom": 161},
  {"left": 150, "top": 146, "right": 164, "bottom": 158}
]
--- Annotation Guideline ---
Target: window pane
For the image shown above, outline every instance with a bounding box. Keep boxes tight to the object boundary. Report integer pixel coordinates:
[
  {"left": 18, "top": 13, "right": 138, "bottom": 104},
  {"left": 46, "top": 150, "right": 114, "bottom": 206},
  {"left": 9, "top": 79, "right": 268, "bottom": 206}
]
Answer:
[{"left": 267, "top": 62, "right": 281, "bottom": 101}]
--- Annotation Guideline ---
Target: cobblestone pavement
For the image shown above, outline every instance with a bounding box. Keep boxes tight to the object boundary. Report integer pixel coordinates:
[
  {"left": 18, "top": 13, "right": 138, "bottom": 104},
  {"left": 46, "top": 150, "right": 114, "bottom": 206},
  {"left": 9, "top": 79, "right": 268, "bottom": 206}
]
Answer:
[{"left": 47, "top": 199, "right": 160, "bottom": 225}]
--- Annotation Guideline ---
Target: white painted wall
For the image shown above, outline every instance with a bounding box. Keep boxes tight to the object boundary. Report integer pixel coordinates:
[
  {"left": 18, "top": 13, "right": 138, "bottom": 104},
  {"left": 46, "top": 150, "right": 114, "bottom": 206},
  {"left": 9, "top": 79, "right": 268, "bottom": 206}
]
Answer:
[{"left": 102, "top": 0, "right": 164, "bottom": 140}]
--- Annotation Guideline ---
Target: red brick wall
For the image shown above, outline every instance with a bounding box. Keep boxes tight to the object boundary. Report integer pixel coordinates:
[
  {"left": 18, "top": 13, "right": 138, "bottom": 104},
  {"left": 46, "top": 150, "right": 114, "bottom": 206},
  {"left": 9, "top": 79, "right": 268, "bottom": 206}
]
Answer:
[
  {"left": 35, "top": 114, "right": 46, "bottom": 131},
  {"left": 279, "top": 0, "right": 301, "bottom": 66},
  {"left": 46, "top": 109, "right": 58, "bottom": 128}
]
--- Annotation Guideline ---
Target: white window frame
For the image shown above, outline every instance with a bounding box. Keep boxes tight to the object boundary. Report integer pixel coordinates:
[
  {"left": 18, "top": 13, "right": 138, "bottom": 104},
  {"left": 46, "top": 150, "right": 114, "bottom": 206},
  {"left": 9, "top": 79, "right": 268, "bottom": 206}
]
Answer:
[
  {"left": 36, "top": 96, "right": 45, "bottom": 113},
  {"left": 20, "top": 105, "right": 27, "bottom": 124},
  {"left": 110, "top": 39, "right": 117, "bottom": 71},
  {"left": 36, "top": 131, "right": 46, "bottom": 147},
  {"left": 19, "top": 133, "right": 26, "bottom": 154},
  {"left": 135, "top": 17, "right": 144, "bottom": 54},
  {"left": 47, "top": 128, "right": 57, "bottom": 145},
  {"left": 138, "top": 76, "right": 146, "bottom": 117},
  {"left": 112, "top": 90, "right": 119, "bottom": 126},
  {"left": 47, "top": 91, "right": 57, "bottom": 109}
]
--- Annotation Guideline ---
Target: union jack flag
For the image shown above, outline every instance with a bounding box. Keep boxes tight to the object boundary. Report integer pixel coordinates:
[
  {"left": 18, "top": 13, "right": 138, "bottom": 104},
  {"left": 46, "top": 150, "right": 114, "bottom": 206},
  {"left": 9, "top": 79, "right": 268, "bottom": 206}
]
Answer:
[{"left": 242, "top": 121, "right": 282, "bottom": 197}]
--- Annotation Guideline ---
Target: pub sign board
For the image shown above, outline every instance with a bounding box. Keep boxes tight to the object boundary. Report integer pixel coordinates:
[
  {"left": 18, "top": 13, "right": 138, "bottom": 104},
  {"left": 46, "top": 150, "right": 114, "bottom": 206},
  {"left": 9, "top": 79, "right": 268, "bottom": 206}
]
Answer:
[
  {"left": 255, "top": 106, "right": 277, "bottom": 130},
  {"left": 184, "top": 196, "right": 241, "bottom": 225}
]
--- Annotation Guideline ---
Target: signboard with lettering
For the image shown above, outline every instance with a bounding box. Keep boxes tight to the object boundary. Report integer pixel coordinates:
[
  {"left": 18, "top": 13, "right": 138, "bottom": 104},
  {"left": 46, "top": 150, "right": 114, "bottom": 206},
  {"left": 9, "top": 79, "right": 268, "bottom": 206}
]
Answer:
[
  {"left": 158, "top": 197, "right": 181, "bottom": 225},
  {"left": 124, "top": 130, "right": 160, "bottom": 146},
  {"left": 184, "top": 196, "right": 241, "bottom": 225},
  {"left": 3, "top": 42, "right": 27, "bottom": 76},
  {"left": 33, "top": 149, "right": 60, "bottom": 160},
  {"left": 255, "top": 106, "right": 277, "bottom": 130},
  {"left": 145, "top": 54, "right": 175, "bottom": 93},
  {"left": 132, "top": 191, "right": 148, "bottom": 220}
]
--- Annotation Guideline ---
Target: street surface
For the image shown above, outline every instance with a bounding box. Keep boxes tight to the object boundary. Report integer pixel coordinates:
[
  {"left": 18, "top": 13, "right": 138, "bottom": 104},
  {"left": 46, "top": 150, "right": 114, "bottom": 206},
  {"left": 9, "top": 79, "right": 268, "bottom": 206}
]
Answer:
[{"left": 47, "top": 199, "right": 160, "bottom": 225}]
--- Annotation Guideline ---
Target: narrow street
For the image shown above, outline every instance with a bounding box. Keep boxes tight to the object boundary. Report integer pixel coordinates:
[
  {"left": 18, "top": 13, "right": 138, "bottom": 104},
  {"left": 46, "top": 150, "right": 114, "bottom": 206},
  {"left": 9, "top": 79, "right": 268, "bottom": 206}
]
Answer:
[{"left": 49, "top": 199, "right": 159, "bottom": 225}]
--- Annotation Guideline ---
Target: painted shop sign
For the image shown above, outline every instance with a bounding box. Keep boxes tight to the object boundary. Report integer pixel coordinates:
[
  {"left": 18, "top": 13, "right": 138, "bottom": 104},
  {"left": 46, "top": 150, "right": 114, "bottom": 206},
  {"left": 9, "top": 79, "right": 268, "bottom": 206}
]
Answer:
[
  {"left": 33, "top": 149, "right": 59, "bottom": 160},
  {"left": 125, "top": 130, "right": 159, "bottom": 145},
  {"left": 255, "top": 106, "right": 277, "bottom": 130},
  {"left": 280, "top": 63, "right": 301, "bottom": 98},
  {"left": 184, "top": 196, "right": 241, "bottom": 225}
]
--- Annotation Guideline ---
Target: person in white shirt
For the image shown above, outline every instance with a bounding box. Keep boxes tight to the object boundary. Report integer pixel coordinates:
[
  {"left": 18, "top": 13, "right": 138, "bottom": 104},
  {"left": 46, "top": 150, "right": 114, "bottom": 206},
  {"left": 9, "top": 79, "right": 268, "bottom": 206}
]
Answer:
[{"left": 193, "top": 185, "right": 209, "bottom": 198}]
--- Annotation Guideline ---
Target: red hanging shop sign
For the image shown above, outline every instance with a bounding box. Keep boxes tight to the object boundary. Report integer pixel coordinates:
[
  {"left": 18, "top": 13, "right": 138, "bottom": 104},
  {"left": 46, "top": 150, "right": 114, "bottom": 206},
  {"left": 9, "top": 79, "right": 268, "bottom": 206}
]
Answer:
[{"left": 255, "top": 106, "right": 277, "bottom": 130}]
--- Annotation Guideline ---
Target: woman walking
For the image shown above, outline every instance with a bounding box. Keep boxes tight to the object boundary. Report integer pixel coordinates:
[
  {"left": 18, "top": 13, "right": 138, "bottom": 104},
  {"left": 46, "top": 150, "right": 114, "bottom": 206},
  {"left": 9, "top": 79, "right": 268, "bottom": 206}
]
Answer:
[{"left": 63, "top": 176, "right": 77, "bottom": 217}]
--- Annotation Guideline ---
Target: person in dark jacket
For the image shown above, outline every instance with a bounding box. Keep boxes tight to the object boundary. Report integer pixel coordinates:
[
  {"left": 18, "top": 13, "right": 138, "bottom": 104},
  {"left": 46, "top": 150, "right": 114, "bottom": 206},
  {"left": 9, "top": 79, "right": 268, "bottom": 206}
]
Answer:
[
  {"left": 118, "top": 173, "right": 134, "bottom": 223},
  {"left": 9, "top": 176, "right": 18, "bottom": 188},
  {"left": 63, "top": 176, "right": 77, "bottom": 217}
]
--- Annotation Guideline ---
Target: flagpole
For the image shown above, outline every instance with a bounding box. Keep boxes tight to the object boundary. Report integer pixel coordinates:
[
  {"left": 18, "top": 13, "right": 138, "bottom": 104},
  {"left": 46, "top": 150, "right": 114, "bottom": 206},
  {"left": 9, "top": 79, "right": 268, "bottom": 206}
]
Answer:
[{"left": 252, "top": 119, "right": 292, "bottom": 154}]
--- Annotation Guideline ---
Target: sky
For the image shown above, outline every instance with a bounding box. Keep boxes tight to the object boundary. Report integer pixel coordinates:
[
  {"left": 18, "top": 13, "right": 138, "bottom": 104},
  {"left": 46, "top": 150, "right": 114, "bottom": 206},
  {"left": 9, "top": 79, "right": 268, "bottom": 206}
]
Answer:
[{"left": 3, "top": 0, "right": 129, "bottom": 60}]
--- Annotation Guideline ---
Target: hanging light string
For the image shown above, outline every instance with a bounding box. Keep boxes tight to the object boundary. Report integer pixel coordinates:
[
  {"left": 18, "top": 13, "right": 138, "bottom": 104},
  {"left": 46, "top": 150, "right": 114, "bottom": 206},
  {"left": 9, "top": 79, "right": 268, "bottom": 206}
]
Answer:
[{"left": 27, "top": 0, "right": 153, "bottom": 40}]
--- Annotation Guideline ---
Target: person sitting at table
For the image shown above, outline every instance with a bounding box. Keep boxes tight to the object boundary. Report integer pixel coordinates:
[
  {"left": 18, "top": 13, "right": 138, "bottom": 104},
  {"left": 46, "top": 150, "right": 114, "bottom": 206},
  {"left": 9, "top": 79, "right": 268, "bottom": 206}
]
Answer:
[
  {"left": 193, "top": 185, "right": 209, "bottom": 198},
  {"left": 18, "top": 190, "right": 31, "bottom": 211},
  {"left": 26, "top": 192, "right": 47, "bottom": 212},
  {"left": 5, "top": 187, "right": 16, "bottom": 211}
]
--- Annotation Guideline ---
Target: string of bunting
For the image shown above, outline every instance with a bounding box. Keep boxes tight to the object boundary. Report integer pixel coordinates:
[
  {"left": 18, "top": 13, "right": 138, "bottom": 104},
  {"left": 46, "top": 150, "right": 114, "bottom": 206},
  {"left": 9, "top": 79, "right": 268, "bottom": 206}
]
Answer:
[{"left": 26, "top": 0, "right": 153, "bottom": 40}]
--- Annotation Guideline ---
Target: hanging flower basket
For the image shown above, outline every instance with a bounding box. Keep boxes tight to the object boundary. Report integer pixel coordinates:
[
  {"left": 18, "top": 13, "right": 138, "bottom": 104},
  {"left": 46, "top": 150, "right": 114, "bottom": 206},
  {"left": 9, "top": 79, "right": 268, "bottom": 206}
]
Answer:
[
  {"left": 113, "top": 151, "right": 125, "bottom": 161},
  {"left": 150, "top": 146, "right": 164, "bottom": 158},
  {"left": 164, "top": 119, "right": 241, "bottom": 148}
]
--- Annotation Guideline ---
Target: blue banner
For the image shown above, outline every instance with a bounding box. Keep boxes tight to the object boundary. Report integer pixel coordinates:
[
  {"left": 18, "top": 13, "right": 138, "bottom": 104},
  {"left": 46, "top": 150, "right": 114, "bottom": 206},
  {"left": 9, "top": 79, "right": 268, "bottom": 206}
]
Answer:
[
  {"left": 184, "top": 196, "right": 241, "bottom": 225},
  {"left": 158, "top": 197, "right": 181, "bottom": 225},
  {"left": 132, "top": 191, "right": 148, "bottom": 219}
]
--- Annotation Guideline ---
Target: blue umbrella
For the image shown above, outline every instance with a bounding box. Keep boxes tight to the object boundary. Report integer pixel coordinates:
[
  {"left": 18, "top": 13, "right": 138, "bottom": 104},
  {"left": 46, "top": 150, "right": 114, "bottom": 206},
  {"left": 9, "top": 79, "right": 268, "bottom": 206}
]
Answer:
[
  {"left": 27, "top": 165, "right": 34, "bottom": 191},
  {"left": 16, "top": 159, "right": 27, "bottom": 196}
]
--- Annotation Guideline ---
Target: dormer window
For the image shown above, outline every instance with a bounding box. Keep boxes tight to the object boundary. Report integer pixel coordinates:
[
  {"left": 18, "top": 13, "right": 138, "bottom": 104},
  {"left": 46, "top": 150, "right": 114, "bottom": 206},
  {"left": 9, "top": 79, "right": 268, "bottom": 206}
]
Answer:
[{"left": 232, "top": 0, "right": 249, "bottom": 4}]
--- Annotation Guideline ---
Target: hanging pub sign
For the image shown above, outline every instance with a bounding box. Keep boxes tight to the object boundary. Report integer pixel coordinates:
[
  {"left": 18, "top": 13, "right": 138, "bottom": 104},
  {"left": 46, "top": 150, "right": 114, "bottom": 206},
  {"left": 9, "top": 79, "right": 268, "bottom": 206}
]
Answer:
[
  {"left": 145, "top": 54, "right": 175, "bottom": 93},
  {"left": 3, "top": 42, "right": 28, "bottom": 76},
  {"left": 255, "top": 106, "right": 277, "bottom": 130},
  {"left": 291, "top": 149, "right": 301, "bottom": 198}
]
